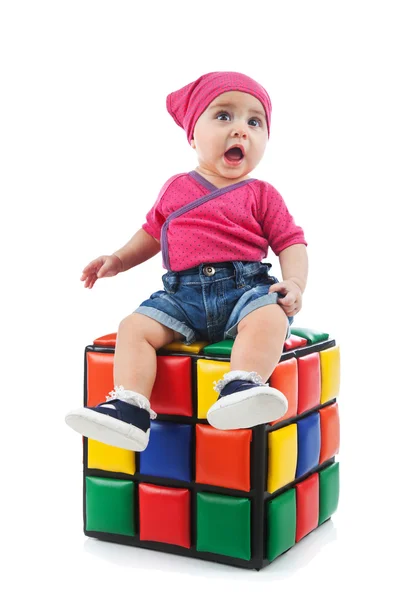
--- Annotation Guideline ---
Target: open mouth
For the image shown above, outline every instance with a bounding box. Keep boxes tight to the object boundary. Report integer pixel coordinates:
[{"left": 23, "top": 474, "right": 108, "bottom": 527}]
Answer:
[{"left": 224, "top": 145, "right": 244, "bottom": 164}]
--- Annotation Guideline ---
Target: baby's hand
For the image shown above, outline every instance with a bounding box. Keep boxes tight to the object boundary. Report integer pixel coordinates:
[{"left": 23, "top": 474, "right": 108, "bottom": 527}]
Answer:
[
  {"left": 268, "top": 279, "right": 302, "bottom": 317},
  {"left": 80, "top": 254, "right": 123, "bottom": 289}
]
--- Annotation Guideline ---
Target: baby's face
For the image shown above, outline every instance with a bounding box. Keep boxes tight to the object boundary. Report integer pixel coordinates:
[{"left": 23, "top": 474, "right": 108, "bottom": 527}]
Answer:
[{"left": 191, "top": 91, "right": 268, "bottom": 183}]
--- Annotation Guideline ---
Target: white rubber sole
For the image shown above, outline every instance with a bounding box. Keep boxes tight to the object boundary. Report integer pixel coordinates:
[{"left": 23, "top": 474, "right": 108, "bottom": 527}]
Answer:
[
  {"left": 207, "top": 386, "right": 288, "bottom": 430},
  {"left": 65, "top": 407, "right": 150, "bottom": 451}
]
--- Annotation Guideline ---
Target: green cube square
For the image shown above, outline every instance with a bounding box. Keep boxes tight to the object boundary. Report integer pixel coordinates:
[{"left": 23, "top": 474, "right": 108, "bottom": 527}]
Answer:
[
  {"left": 196, "top": 492, "right": 251, "bottom": 560},
  {"left": 319, "top": 462, "right": 340, "bottom": 524},
  {"left": 86, "top": 476, "right": 135, "bottom": 536},
  {"left": 266, "top": 488, "right": 296, "bottom": 561}
]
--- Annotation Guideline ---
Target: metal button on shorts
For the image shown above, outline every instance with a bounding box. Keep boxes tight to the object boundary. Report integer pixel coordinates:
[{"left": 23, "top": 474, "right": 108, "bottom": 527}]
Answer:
[{"left": 203, "top": 266, "right": 216, "bottom": 276}]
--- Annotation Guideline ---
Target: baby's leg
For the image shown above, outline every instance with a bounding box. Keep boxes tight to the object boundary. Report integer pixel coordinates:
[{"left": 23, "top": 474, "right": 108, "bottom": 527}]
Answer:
[
  {"left": 207, "top": 304, "right": 289, "bottom": 429},
  {"left": 230, "top": 304, "right": 288, "bottom": 382},
  {"left": 65, "top": 314, "right": 184, "bottom": 450},
  {"left": 113, "top": 313, "right": 184, "bottom": 399}
]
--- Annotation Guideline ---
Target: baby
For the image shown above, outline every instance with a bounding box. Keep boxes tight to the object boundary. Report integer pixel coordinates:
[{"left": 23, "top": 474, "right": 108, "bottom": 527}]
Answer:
[{"left": 65, "top": 71, "right": 308, "bottom": 452}]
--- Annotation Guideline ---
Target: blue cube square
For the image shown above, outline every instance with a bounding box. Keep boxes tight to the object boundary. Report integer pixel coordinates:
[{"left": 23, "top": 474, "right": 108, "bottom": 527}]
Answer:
[
  {"left": 139, "top": 421, "right": 193, "bottom": 482},
  {"left": 296, "top": 412, "right": 321, "bottom": 478}
]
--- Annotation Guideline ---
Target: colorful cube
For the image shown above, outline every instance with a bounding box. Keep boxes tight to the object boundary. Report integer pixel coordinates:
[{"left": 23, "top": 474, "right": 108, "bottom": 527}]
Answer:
[{"left": 81, "top": 328, "right": 340, "bottom": 569}]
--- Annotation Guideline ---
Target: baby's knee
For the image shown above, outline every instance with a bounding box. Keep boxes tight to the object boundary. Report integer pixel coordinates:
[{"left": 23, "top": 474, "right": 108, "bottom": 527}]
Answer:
[
  {"left": 118, "top": 313, "right": 176, "bottom": 349},
  {"left": 118, "top": 313, "right": 149, "bottom": 336}
]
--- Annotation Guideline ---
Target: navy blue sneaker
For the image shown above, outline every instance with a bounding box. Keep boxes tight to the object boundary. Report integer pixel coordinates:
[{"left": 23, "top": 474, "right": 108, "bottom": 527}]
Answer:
[
  {"left": 207, "top": 375, "right": 288, "bottom": 430},
  {"left": 65, "top": 398, "right": 152, "bottom": 451}
]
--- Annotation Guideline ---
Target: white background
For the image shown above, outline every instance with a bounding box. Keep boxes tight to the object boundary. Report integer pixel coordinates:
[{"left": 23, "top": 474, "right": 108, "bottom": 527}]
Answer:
[{"left": 1, "top": 1, "right": 399, "bottom": 597}]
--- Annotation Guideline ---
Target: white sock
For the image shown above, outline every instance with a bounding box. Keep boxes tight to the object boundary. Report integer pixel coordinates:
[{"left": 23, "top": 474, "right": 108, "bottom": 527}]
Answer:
[
  {"left": 213, "top": 370, "right": 266, "bottom": 393},
  {"left": 103, "top": 385, "right": 157, "bottom": 419}
]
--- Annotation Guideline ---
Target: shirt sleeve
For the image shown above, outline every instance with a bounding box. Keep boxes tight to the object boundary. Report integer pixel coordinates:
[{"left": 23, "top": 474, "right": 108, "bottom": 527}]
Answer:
[
  {"left": 260, "top": 182, "right": 308, "bottom": 255},
  {"left": 141, "top": 175, "right": 179, "bottom": 242}
]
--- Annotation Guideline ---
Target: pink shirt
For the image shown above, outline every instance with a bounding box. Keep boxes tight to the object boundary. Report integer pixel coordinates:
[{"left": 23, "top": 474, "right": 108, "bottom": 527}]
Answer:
[{"left": 142, "top": 170, "right": 307, "bottom": 272}]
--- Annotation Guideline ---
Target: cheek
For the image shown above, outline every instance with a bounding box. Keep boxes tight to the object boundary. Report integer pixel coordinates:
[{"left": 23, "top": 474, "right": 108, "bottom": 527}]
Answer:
[
  {"left": 197, "top": 135, "right": 219, "bottom": 157},
  {"left": 252, "top": 137, "right": 267, "bottom": 157}
]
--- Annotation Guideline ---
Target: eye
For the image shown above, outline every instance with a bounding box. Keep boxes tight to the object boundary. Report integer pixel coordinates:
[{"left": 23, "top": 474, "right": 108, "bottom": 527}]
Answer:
[
  {"left": 216, "top": 111, "right": 231, "bottom": 121},
  {"left": 248, "top": 118, "right": 262, "bottom": 127}
]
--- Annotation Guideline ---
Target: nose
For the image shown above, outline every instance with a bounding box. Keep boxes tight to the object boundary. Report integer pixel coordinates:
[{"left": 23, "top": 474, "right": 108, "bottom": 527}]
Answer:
[{"left": 231, "top": 122, "right": 248, "bottom": 138}]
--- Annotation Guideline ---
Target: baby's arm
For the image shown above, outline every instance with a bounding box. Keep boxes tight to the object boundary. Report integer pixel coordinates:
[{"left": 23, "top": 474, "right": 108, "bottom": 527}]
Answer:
[
  {"left": 277, "top": 243, "right": 308, "bottom": 293},
  {"left": 269, "top": 244, "right": 308, "bottom": 317},
  {"left": 113, "top": 228, "right": 161, "bottom": 272}
]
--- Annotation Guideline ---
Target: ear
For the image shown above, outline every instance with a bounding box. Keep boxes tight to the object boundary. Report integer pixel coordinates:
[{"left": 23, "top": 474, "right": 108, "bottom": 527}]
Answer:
[{"left": 190, "top": 139, "right": 196, "bottom": 149}]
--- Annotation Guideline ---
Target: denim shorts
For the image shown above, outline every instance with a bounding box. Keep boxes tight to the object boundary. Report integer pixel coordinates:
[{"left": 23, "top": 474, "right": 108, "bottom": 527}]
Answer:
[{"left": 133, "top": 260, "right": 294, "bottom": 346}]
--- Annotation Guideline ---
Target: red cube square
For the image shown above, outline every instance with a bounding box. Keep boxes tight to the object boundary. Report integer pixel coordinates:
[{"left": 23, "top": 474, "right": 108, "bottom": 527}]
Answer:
[
  {"left": 297, "top": 352, "right": 321, "bottom": 414},
  {"left": 139, "top": 483, "right": 191, "bottom": 548},
  {"left": 295, "top": 473, "right": 319, "bottom": 542},
  {"left": 150, "top": 356, "right": 192, "bottom": 416}
]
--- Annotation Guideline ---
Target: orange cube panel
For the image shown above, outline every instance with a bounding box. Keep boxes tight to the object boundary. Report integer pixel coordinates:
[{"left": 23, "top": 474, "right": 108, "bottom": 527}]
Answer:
[
  {"left": 295, "top": 473, "right": 319, "bottom": 542},
  {"left": 297, "top": 352, "right": 321, "bottom": 414},
  {"left": 150, "top": 356, "right": 192, "bottom": 416},
  {"left": 86, "top": 351, "right": 114, "bottom": 408},
  {"left": 269, "top": 358, "right": 298, "bottom": 425},
  {"left": 93, "top": 333, "right": 117, "bottom": 347},
  {"left": 195, "top": 425, "right": 252, "bottom": 491},
  {"left": 319, "top": 403, "right": 340, "bottom": 463}
]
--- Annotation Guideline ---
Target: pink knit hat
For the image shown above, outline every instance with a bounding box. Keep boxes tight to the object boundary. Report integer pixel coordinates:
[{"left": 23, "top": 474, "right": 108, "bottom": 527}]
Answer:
[{"left": 166, "top": 71, "right": 272, "bottom": 144}]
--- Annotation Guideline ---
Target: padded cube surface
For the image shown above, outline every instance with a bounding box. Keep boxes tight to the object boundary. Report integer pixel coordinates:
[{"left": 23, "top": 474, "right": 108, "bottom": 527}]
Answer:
[
  {"left": 83, "top": 329, "right": 340, "bottom": 569},
  {"left": 150, "top": 355, "right": 193, "bottom": 416},
  {"left": 297, "top": 352, "right": 321, "bottom": 414},
  {"left": 86, "top": 476, "right": 135, "bottom": 536},
  {"left": 269, "top": 357, "right": 298, "bottom": 424},
  {"left": 86, "top": 352, "right": 114, "bottom": 408},
  {"left": 319, "top": 462, "right": 340, "bottom": 524},
  {"left": 195, "top": 425, "right": 252, "bottom": 491},
  {"left": 296, "top": 412, "right": 321, "bottom": 478},
  {"left": 290, "top": 327, "right": 329, "bottom": 344},
  {"left": 196, "top": 492, "right": 251, "bottom": 560},
  {"left": 284, "top": 334, "right": 308, "bottom": 351},
  {"left": 319, "top": 402, "right": 340, "bottom": 463},
  {"left": 93, "top": 333, "right": 116, "bottom": 347},
  {"left": 139, "top": 483, "right": 191, "bottom": 548},
  {"left": 88, "top": 439, "right": 136, "bottom": 475},
  {"left": 139, "top": 421, "right": 192, "bottom": 482},
  {"left": 202, "top": 339, "right": 234, "bottom": 356},
  {"left": 295, "top": 473, "right": 319, "bottom": 542},
  {"left": 266, "top": 488, "right": 296, "bottom": 561},
  {"left": 320, "top": 346, "right": 340, "bottom": 404},
  {"left": 196, "top": 359, "right": 230, "bottom": 418},
  {"left": 267, "top": 424, "right": 297, "bottom": 493},
  {"left": 162, "top": 340, "right": 208, "bottom": 354}
]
